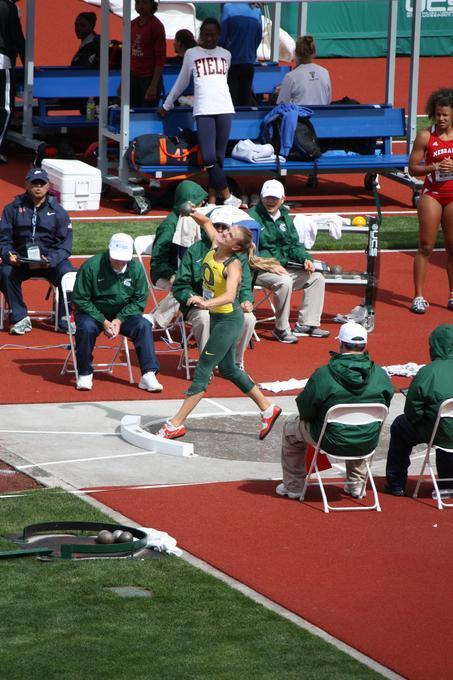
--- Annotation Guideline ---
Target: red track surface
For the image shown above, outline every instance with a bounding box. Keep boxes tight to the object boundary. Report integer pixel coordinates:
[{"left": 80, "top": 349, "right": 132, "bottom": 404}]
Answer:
[
  {"left": 0, "top": 251, "right": 450, "bottom": 405},
  {"left": 87, "top": 477, "right": 453, "bottom": 680}
]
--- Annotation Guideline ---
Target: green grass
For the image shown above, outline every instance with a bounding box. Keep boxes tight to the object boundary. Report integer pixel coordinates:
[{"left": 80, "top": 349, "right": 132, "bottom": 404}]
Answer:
[
  {"left": 0, "top": 489, "right": 382, "bottom": 679},
  {"left": 71, "top": 215, "right": 444, "bottom": 256}
]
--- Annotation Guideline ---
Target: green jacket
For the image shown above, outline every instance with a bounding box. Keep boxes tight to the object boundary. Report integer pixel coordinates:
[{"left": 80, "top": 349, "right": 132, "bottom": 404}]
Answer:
[
  {"left": 405, "top": 323, "right": 453, "bottom": 446},
  {"left": 248, "top": 201, "right": 313, "bottom": 266},
  {"left": 151, "top": 180, "right": 208, "bottom": 285},
  {"left": 72, "top": 251, "right": 148, "bottom": 324},
  {"left": 297, "top": 351, "right": 394, "bottom": 456},
  {"left": 172, "top": 231, "right": 254, "bottom": 317}
]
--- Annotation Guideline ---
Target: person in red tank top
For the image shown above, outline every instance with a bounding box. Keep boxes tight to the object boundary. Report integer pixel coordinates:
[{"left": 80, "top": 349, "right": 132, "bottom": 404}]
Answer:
[
  {"left": 129, "top": 0, "right": 166, "bottom": 107},
  {"left": 409, "top": 88, "right": 453, "bottom": 314}
]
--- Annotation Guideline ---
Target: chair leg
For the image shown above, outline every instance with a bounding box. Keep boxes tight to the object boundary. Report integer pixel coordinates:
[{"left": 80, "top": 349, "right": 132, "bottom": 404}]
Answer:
[
  {"left": 123, "top": 337, "right": 134, "bottom": 384},
  {"left": 413, "top": 448, "right": 431, "bottom": 498}
]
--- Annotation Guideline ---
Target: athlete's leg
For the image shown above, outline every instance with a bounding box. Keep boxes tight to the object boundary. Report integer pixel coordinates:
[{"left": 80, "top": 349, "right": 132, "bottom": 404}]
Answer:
[
  {"left": 440, "top": 199, "right": 453, "bottom": 294},
  {"left": 196, "top": 115, "right": 232, "bottom": 196},
  {"left": 413, "top": 193, "right": 442, "bottom": 298}
]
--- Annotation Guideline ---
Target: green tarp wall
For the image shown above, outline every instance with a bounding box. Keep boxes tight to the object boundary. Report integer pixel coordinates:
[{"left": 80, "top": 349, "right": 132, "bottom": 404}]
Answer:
[{"left": 196, "top": 1, "right": 453, "bottom": 57}]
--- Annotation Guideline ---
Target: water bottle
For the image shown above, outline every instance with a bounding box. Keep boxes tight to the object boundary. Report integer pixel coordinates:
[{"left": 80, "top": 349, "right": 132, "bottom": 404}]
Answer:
[{"left": 86, "top": 97, "right": 96, "bottom": 121}]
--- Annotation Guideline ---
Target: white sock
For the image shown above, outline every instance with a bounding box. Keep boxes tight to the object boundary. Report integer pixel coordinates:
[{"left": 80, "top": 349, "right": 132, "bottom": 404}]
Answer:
[
  {"left": 166, "top": 420, "right": 179, "bottom": 430},
  {"left": 261, "top": 404, "right": 275, "bottom": 418}
]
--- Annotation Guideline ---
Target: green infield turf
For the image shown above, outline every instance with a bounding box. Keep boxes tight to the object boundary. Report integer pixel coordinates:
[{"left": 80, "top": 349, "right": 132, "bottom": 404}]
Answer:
[
  {"left": 72, "top": 215, "right": 443, "bottom": 256},
  {"left": 0, "top": 489, "right": 382, "bottom": 679}
]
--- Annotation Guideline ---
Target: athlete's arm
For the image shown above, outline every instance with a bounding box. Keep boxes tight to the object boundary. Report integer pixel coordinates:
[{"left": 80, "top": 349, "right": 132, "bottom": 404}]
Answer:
[
  {"left": 409, "top": 129, "right": 435, "bottom": 177},
  {"left": 203, "top": 258, "right": 241, "bottom": 309},
  {"left": 190, "top": 211, "right": 218, "bottom": 245}
]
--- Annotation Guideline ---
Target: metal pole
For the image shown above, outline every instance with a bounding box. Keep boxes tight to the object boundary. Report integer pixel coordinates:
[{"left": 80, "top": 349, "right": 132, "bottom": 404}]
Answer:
[
  {"left": 22, "top": 0, "right": 36, "bottom": 140},
  {"left": 271, "top": 2, "right": 281, "bottom": 63},
  {"left": 98, "top": 0, "right": 110, "bottom": 177},
  {"left": 385, "top": 0, "right": 398, "bottom": 106},
  {"left": 119, "top": 0, "right": 132, "bottom": 182},
  {"left": 298, "top": 1, "right": 308, "bottom": 37},
  {"left": 407, "top": 0, "right": 421, "bottom": 152}
]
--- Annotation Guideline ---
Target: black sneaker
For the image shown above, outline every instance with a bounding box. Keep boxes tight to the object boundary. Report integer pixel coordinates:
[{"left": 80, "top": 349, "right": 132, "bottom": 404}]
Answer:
[
  {"left": 294, "top": 323, "right": 330, "bottom": 338},
  {"left": 432, "top": 488, "right": 453, "bottom": 500},
  {"left": 383, "top": 485, "right": 405, "bottom": 497}
]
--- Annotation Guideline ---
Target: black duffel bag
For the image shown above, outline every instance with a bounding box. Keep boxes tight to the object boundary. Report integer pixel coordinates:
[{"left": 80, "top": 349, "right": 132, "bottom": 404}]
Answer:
[{"left": 126, "top": 133, "right": 202, "bottom": 168}]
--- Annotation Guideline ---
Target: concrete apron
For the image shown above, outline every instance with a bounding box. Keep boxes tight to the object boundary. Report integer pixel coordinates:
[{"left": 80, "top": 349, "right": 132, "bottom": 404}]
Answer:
[{"left": 0, "top": 393, "right": 427, "bottom": 492}]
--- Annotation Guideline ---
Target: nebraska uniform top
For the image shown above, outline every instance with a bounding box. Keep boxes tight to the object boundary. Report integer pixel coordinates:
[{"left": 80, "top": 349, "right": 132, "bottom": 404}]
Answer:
[
  {"left": 162, "top": 45, "right": 234, "bottom": 117},
  {"left": 423, "top": 126, "right": 453, "bottom": 196}
]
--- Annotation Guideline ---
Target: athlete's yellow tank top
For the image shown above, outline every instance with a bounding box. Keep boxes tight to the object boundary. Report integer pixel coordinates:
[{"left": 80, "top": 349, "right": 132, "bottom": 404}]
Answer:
[{"left": 201, "top": 249, "right": 238, "bottom": 314}]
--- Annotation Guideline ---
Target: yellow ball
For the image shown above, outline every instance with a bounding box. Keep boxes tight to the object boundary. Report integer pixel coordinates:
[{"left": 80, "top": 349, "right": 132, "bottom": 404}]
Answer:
[{"left": 352, "top": 216, "right": 367, "bottom": 226}]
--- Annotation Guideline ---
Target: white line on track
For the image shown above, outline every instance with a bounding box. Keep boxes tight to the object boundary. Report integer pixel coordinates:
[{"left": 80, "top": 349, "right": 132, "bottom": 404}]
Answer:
[
  {"left": 17, "top": 450, "right": 154, "bottom": 469},
  {"left": 202, "top": 398, "right": 235, "bottom": 414},
  {"left": 0, "top": 430, "right": 118, "bottom": 435}
]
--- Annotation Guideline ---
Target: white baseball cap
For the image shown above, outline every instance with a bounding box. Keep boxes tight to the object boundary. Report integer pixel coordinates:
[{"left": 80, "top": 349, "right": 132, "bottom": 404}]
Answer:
[
  {"left": 261, "top": 179, "right": 285, "bottom": 199},
  {"left": 336, "top": 321, "right": 368, "bottom": 345},
  {"left": 209, "top": 207, "right": 234, "bottom": 227},
  {"left": 108, "top": 233, "right": 133, "bottom": 261}
]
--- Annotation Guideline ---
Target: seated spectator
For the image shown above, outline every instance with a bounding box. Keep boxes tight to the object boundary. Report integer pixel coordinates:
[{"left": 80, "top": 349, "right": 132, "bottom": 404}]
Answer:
[
  {"left": 172, "top": 207, "right": 256, "bottom": 369},
  {"left": 277, "top": 35, "right": 331, "bottom": 106},
  {"left": 166, "top": 29, "right": 197, "bottom": 65},
  {"left": 71, "top": 233, "right": 162, "bottom": 392},
  {"left": 248, "top": 179, "right": 329, "bottom": 343},
  {"left": 151, "top": 180, "right": 207, "bottom": 290},
  {"left": 0, "top": 168, "right": 75, "bottom": 334},
  {"left": 71, "top": 12, "right": 100, "bottom": 68},
  {"left": 277, "top": 322, "right": 394, "bottom": 499},
  {"left": 129, "top": 0, "right": 166, "bottom": 107},
  {"left": 385, "top": 323, "right": 453, "bottom": 496},
  {"left": 219, "top": 2, "right": 262, "bottom": 106}
]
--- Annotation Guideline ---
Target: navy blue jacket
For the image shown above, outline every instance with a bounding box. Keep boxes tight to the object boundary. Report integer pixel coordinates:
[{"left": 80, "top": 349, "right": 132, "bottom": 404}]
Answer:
[
  {"left": 219, "top": 3, "right": 262, "bottom": 65},
  {"left": 0, "top": 193, "right": 73, "bottom": 267}
]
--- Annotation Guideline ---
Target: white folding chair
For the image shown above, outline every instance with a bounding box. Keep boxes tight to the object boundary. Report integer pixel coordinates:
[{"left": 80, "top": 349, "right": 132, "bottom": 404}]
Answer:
[
  {"left": 0, "top": 282, "right": 59, "bottom": 331},
  {"left": 300, "top": 403, "right": 389, "bottom": 513},
  {"left": 59, "top": 272, "right": 133, "bottom": 383},
  {"left": 413, "top": 398, "right": 453, "bottom": 510},
  {"left": 133, "top": 235, "right": 194, "bottom": 379},
  {"left": 251, "top": 285, "right": 277, "bottom": 342}
]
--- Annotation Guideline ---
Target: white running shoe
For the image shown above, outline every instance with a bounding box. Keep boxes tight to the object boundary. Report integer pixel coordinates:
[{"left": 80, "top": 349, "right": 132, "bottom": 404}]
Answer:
[
  {"left": 10, "top": 316, "right": 32, "bottom": 335},
  {"left": 138, "top": 371, "right": 163, "bottom": 392},
  {"left": 275, "top": 483, "right": 303, "bottom": 500},
  {"left": 76, "top": 374, "right": 93, "bottom": 390}
]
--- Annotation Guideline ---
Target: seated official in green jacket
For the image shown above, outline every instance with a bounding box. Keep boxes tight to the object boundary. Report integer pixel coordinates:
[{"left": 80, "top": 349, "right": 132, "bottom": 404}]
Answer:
[
  {"left": 249, "top": 178, "right": 329, "bottom": 344},
  {"left": 386, "top": 323, "right": 453, "bottom": 497},
  {"left": 172, "top": 207, "right": 256, "bottom": 369},
  {"left": 151, "top": 180, "right": 207, "bottom": 289},
  {"left": 72, "top": 233, "right": 162, "bottom": 393},
  {"left": 277, "top": 321, "right": 394, "bottom": 500}
]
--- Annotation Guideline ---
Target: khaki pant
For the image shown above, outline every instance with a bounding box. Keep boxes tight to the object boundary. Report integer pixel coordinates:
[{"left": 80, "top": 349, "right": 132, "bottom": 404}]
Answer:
[
  {"left": 254, "top": 268, "right": 325, "bottom": 331},
  {"left": 281, "top": 414, "right": 367, "bottom": 494},
  {"left": 186, "top": 307, "right": 256, "bottom": 366}
]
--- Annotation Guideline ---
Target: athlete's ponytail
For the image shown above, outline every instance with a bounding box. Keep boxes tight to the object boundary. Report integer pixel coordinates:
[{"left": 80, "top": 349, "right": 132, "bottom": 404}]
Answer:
[{"left": 236, "top": 227, "right": 280, "bottom": 271}]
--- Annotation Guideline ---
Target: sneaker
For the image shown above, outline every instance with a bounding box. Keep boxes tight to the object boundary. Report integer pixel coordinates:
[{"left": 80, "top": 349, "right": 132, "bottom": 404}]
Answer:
[
  {"left": 343, "top": 483, "right": 366, "bottom": 499},
  {"left": 10, "top": 316, "right": 32, "bottom": 335},
  {"left": 383, "top": 485, "right": 405, "bottom": 497},
  {"left": 76, "top": 374, "right": 93, "bottom": 390},
  {"left": 57, "top": 319, "right": 76, "bottom": 334},
  {"left": 0, "top": 153, "right": 7, "bottom": 164},
  {"left": 156, "top": 420, "right": 186, "bottom": 439},
  {"left": 294, "top": 323, "right": 330, "bottom": 338},
  {"left": 272, "top": 327, "right": 298, "bottom": 344},
  {"left": 410, "top": 296, "right": 429, "bottom": 314},
  {"left": 259, "top": 404, "right": 282, "bottom": 440},
  {"left": 223, "top": 194, "right": 242, "bottom": 208},
  {"left": 138, "top": 371, "right": 163, "bottom": 392},
  {"left": 432, "top": 488, "right": 453, "bottom": 500},
  {"left": 275, "top": 482, "right": 303, "bottom": 500},
  {"left": 448, "top": 298, "right": 453, "bottom": 311}
]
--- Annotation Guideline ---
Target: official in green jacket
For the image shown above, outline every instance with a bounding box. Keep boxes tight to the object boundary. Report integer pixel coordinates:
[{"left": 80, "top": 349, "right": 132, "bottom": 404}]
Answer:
[
  {"left": 249, "top": 179, "right": 328, "bottom": 344},
  {"left": 277, "top": 321, "right": 394, "bottom": 500},
  {"left": 386, "top": 323, "right": 453, "bottom": 496},
  {"left": 72, "top": 233, "right": 162, "bottom": 393},
  {"left": 151, "top": 180, "right": 207, "bottom": 288},
  {"left": 172, "top": 207, "right": 256, "bottom": 368}
]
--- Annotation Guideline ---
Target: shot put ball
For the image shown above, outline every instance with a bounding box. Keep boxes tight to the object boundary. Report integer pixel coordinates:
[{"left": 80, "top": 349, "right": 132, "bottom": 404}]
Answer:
[
  {"left": 352, "top": 215, "right": 367, "bottom": 227},
  {"left": 96, "top": 530, "right": 114, "bottom": 544},
  {"left": 179, "top": 201, "right": 195, "bottom": 216},
  {"left": 112, "top": 529, "right": 124, "bottom": 543},
  {"left": 117, "top": 531, "right": 134, "bottom": 543},
  {"left": 331, "top": 264, "right": 343, "bottom": 274}
]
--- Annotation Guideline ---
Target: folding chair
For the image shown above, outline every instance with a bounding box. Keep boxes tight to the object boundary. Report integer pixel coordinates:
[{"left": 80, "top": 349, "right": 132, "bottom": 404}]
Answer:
[
  {"left": 300, "top": 403, "right": 389, "bottom": 513},
  {"left": 0, "top": 282, "right": 59, "bottom": 331},
  {"left": 251, "top": 284, "right": 277, "bottom": 342},
  {"left": 133, "top": 235, "right": 194, "bottom": 379},
  {"left": 413, "top": 398, "right": 453, "bottom": 510},
  {"left": 59, "top": 272, "right": 133, "bottom": 383}
]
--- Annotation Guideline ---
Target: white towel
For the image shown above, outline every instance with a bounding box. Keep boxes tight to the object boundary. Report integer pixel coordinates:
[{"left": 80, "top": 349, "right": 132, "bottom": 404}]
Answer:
[
  {"left": 141, "top": 527, "right": 183, "bottom": 557},
  {"left": 258, "top": 378, "right": 308, "bottom": 393},
  {"left": 293, "top": 214, "right": 319, "bottom": 248},
  {"left": 383, "top": 363, "right": 425, "bottom": 377},
  {"left": 232, "top": 139, "right": 285, "bottom": 164}
]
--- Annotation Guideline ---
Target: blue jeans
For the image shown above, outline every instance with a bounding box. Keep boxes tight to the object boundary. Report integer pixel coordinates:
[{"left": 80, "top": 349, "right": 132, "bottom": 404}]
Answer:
[
  {"left": 75, "top": 312, "right": 159, "bottom": 376},
  {"left": 0, "top": 259, "right": 76, "bottom": 324},
  {"left": 386, "top": 414, "right": 453, "bottom": 491}
]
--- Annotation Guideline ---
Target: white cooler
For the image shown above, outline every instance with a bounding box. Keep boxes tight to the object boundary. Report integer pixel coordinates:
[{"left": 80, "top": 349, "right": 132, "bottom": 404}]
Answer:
[{"left": 42, "top": 159, "right": 102, "bottom": 211}]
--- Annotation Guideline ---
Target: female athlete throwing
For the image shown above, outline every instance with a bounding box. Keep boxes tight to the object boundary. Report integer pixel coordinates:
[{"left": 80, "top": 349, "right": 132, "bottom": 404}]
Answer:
[
  {"left": 409, "top": 88, "right": 453, "bottom": 313},
  {"left": 157, "top": 211, "right": 281, "bottom": 440}
]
